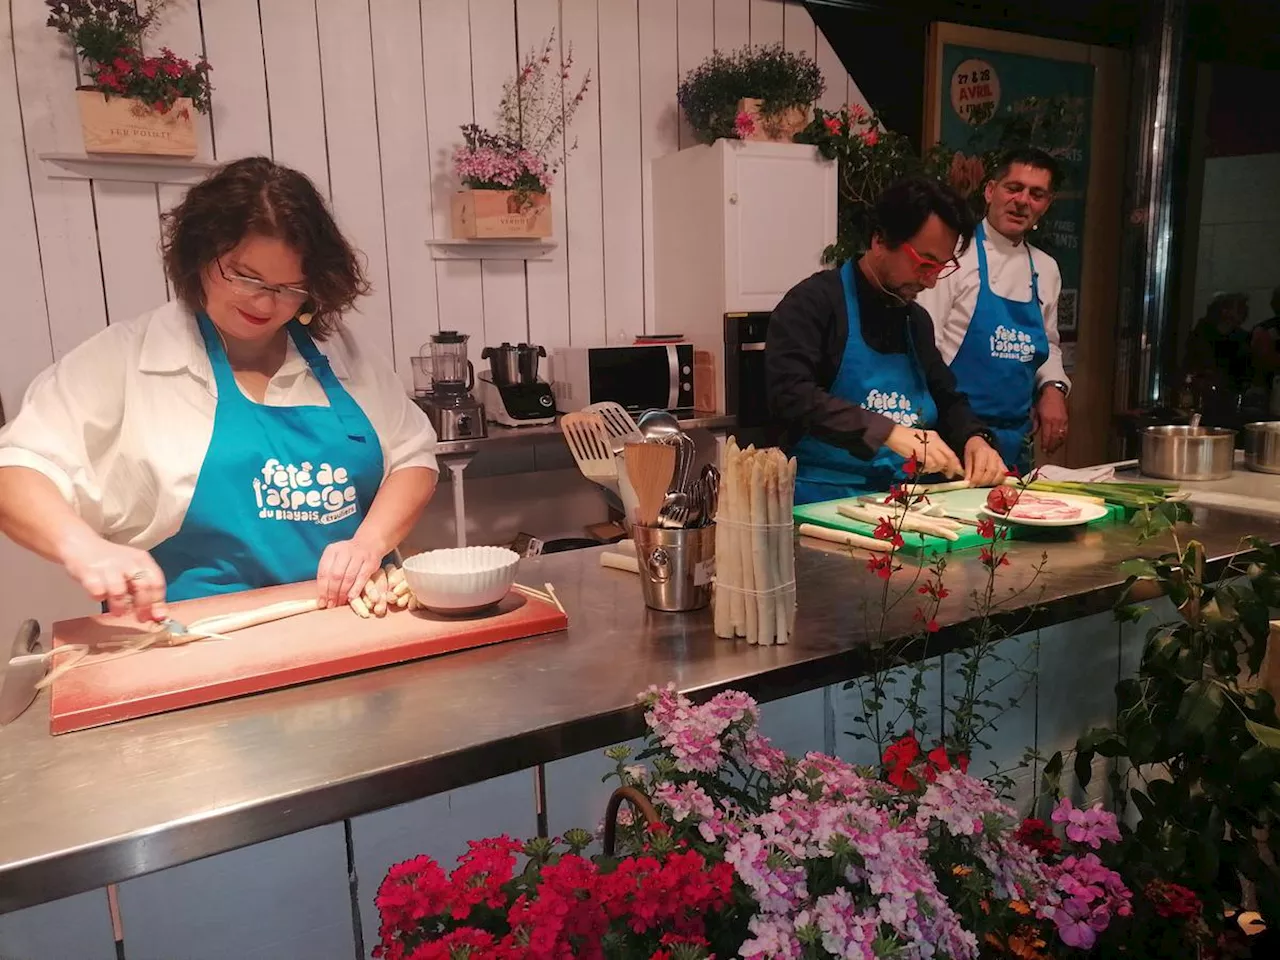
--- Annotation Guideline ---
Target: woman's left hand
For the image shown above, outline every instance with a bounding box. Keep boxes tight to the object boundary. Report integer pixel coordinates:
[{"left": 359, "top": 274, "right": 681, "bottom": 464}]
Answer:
[
  {"left": 316, "top": 537, "right": 385, "bottom": 608},
  {"left": 963, "top": 436, "right": 1008, "bottom": 488}
]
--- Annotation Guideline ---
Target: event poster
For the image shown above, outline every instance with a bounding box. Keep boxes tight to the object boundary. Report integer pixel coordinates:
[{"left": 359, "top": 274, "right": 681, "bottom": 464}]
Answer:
[{"left": 938, "top": 45, "right": 1094, "bottom": 345}]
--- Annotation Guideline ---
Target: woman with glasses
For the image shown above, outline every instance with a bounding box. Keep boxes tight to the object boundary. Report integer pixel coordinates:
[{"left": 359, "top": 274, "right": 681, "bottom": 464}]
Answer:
[
  {"left": 0, "top": 157, "right": 438, "bottom": 622},
  {"left": 767, "top": 176, "right": 1007, "bottom": 504}
]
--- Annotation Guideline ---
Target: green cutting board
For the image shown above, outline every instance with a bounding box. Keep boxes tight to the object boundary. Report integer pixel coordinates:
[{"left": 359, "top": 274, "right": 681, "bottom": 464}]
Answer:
[{"left": 793, "top": 489, "right": 1125, "bottom": 557}]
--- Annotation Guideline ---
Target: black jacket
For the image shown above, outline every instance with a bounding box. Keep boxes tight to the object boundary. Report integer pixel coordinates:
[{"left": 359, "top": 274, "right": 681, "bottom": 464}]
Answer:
[{"left": 766, "top": 264, "right": 991, "bottom": 460}]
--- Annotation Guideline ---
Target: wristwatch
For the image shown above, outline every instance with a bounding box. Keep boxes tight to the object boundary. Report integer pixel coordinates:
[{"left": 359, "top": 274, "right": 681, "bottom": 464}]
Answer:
[{"left": 1040, "top": 380, "right": 1069, "bottom": 397}]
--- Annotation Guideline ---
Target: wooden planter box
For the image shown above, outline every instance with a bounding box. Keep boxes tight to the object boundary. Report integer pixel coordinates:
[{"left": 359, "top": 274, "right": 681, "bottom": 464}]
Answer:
[
  {"left": 450, "top": 189, "right": 552, "bottom": 239},
  {"left": 736, "top": 97, "right": 811, "bottom": 143},
  {"left": 76, "top": 90, "right": 198, "bottom": 157}
]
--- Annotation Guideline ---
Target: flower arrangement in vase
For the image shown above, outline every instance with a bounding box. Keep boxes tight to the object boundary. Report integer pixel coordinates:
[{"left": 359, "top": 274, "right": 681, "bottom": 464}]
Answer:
[
  {"left": 450, "top": 32, "right": 591, "bottom": 240},
  {"left": 45, "top": 0, "right": 213, "bottom": 158},
  {"left": 677, "top": 44, "right": 825, "bottom": 145}
]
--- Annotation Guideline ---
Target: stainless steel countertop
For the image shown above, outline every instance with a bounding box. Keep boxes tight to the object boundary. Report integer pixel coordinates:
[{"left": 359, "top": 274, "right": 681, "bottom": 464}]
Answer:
[
  {"left": 432, "top": 411, "right": 738, "bottom": 457},
  {"left": 2, "top": 485, "right": 1279, "bottom": 911}
]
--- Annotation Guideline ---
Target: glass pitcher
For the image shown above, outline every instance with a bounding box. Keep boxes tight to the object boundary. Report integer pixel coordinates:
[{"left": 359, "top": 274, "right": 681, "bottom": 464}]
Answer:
[{"left": 429, "top": 330, "right": 475, "bottom": 395}]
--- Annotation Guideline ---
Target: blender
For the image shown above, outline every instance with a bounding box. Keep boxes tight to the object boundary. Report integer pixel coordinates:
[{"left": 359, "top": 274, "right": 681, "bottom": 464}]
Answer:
[
  {"left": 415, "top": 331, "right": 486, "bottom": 441},
  {"left": 478, "top": 342, "right": 557, "bottom": 427}
]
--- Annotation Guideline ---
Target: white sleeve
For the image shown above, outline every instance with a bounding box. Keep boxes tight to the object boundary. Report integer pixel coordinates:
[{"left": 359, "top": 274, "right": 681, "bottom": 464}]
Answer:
[
  {"left": 0, "top": 333, "right": 129, "bottom": 532},
  {"left": 915, "top": 262, "right": 980, "bottom": 366},
  {"left": 337, "top": 330, "right": 439, "bottom": 476},
  {"left": 1036, "top": 256, "right": 1070, "bottom": 392}
]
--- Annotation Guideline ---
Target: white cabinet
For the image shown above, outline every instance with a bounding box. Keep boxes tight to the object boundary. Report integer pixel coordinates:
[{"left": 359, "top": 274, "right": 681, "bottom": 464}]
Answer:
[{"left": 652, "top": 140, "right": 836, "bottom": 412}]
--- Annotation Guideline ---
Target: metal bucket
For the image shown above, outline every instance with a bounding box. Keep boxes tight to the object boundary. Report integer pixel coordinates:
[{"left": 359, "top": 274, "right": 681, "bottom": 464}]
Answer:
[{"left": 631, "top": 524, "right": 716, "bottom": 612}]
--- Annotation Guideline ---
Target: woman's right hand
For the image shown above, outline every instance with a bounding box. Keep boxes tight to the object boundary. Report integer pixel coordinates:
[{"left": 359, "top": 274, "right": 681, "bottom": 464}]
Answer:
[
  {"left": 58, "top": 533, "right": 168, "bottom": 622},
  {"left": 885, "top": 426, "right": 964, "bottom": 479}
]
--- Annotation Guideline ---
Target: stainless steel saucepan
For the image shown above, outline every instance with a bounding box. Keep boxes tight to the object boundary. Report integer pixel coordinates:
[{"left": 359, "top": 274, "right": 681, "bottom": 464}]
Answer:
[
  {"left": 1243, "top": 421, "right": 1280, "bottom": 474},
  {"left": 1139, "top": 425, "right": 1235, "bottom": 481}
]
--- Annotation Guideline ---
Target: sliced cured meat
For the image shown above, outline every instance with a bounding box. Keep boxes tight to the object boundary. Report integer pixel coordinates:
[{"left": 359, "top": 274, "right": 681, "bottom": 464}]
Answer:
[{"left": 1006, "top": 494, "right": 1082, "bottom": 521}]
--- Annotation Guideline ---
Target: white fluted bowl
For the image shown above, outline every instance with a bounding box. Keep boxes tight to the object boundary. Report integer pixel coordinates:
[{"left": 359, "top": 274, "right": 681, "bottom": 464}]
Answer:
[{"left": 402, "top": 546, "right": 521, "bottom": 614}]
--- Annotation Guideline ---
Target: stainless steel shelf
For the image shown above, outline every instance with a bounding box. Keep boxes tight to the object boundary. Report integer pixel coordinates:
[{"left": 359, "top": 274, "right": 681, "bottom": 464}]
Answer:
[{"left": 430, "top": 410, "right": 738, "bottom": 457}]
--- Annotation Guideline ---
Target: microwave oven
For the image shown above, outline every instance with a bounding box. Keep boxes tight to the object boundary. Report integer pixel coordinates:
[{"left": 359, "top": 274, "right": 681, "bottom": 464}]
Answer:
[{"left": 550, "top": 343, "right": 696, "bottom": 414}]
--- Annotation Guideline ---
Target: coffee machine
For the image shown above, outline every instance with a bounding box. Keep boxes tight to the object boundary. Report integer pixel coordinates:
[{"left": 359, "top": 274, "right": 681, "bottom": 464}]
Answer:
[
  {"left": 412, "top": 331, "right": 487, "bottom": 441},
  {"left": 477, "top": 342, "right": 557, "bottom": 427}
]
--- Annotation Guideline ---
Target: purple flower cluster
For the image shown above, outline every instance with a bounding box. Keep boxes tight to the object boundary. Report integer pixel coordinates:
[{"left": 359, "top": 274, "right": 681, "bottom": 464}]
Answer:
[{"left": 625, "top": 685, "right": 1130, "bottom": 959}]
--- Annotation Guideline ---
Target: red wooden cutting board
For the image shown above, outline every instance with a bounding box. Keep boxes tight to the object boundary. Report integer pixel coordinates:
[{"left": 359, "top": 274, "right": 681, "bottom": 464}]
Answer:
[{"left": 49, "top": 580, "right": 568, "bottom": 734}]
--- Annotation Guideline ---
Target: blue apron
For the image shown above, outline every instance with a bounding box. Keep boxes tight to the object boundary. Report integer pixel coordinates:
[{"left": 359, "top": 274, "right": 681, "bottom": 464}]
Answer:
[
  {"left": 947, "top": 221, "right": 1049, "bottom": 470},
  {"left": 150, "top": 314, "right": 385, "bottom": 601},
  {"left": 793, "top": 261, "right": 939, "bottom": 504}
]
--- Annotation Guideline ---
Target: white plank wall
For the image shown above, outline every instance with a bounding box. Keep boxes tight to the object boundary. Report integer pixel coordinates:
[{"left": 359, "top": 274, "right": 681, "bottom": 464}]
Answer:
[{"left": 0, "top": 0, "right": 867, "bottom": 423}]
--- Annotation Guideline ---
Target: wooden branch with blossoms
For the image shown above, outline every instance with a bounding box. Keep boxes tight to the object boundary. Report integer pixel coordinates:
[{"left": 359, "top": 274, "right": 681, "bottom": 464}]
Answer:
[{"left": 453, "top": 30, "right": 591, "bottom": 198}]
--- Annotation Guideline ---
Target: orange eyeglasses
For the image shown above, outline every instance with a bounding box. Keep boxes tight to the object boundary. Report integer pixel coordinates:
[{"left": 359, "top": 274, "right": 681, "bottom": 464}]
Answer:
[{"left": 902, "top": 242, "right": 960, "bottom": 280}]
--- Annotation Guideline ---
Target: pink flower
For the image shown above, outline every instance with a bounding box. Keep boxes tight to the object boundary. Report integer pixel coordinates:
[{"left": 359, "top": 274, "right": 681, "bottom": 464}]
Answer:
[
  {"left": 861, "top": 128, "right": 879, "bottom": 147},
  {"left": 1052, "top": 797, "right": 1122, "bottom": 849},
  {"left": 823, "top": 115, "right": 842, "bottom": 135},
  {"left": 734, "top": 111, "right": 756, "bottom": 138}
]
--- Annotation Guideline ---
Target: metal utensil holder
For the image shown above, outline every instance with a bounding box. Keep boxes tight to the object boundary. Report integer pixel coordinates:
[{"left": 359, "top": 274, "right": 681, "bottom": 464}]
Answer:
[{"left": 631, "top": 524, "right": 716, "bottom": 612}]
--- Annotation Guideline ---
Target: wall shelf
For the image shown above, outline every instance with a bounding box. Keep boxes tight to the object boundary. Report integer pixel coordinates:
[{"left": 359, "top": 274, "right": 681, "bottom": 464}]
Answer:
[
  {"left": 425, "top": 238, "right": 557, "bottom": 262},
  {"left": 39, "top": 152, "right": 219, "bottom": 185}
]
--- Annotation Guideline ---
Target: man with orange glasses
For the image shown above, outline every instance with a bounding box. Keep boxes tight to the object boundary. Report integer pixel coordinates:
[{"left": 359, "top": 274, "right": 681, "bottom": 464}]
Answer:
[
  {"left": 768, "top": 176, "right": 1007, "bottom": 504},
  {"left": 917, "top": 147, "right": 1070, "bottom": 470}
]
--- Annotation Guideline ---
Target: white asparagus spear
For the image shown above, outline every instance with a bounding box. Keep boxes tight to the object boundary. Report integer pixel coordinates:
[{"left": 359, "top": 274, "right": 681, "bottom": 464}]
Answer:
[
  {"left": 767, "top": 452, "right": 789, "bottom": 645},
  {"left": 187, "top": 598, "right": 321, "bottom": 635},
  {"left": 798, "top": 523, "right": 897, "bottom": 552},
  {"left": 836, "top": 503, "right": 961, "bottom": 542},
  {"left": 749, "top": 452, "right": 774, "bottom": 646},
  {"left": 600, "top": 552, "right": 641, "bottom": 574},
  {"left": 784, "top": 456, "right": 798, "bottom": 637},
  {"left": 721, "top": 440, "right": 746, "bottom": 638},
  {"left": 737, "top": 447, "right": 759, "bottom": 643}
]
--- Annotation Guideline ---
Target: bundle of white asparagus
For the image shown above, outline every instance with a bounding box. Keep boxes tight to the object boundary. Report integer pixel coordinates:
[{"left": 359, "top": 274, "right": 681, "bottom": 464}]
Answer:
[
  {"left": 713, "top": 439, "right": 797, "bottom": 645},
  {"left": 349, "top": 562, "right": 417, "bottom": 618}
]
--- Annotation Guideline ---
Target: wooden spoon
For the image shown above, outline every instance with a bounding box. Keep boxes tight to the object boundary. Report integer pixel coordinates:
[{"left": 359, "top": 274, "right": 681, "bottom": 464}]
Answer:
[{"left": 624, "top": 442, "right": 676, "bottom": 527}]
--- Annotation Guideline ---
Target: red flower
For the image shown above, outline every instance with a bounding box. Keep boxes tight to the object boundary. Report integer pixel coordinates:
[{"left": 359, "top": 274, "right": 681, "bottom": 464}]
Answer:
[
  {"left": 882, "top": 732, "right": 921, "bottom": 790},
  {"left": 885, "top": 484, "right": 910, "bottom": 506},
  {"left": 848, "top": 102, "right": 869, "bottom": 122},
  {"left": 927, "top": 745, "right": 952, "bottom": 772},
  {"left": 904, "top": 453, "right": 920, "bottom": 477},
  {"left": 912, "top": 607, "right": 940, "bottom": 632},
  {"left": 734, "top": 111, "right": 756, "bottom": 138},
  {"left": 1006, "top": 466, "right": 1022, "bottom": 479},
  {"left": 140, "top": 59, "right": 158, "bottom": 79},
  {"left": 823, "top": 115, "right": 842, "bottom": 135},
  {"left": 872, "top": 518, "right": 905, "bottom": 548},
  {"left": 862, "top": 128, "right": 880, "bottom": 146},
  {"left": 980, "top": 546, "right": 1009, "bottom": 569},
  {"left": 917, "top": 580, "right": 950, "bottom": 600},
  {"left": 1013, "top": 818, "right": 1061, "bottom": 857},
  {"left": 977, "top": 518, "right": 997, "bottom": 540},
  {"left": 957, "top": 753, "right": 970, "bottom": 773},
  {"left": 1145, "top": 879, "right": 1203, "bottom": 919},
  {"left": 112, "top": 57, "right": 131, "bottom": 74},
  {"left": 866, "top": 553, "right": 894, "bottom": 580}
]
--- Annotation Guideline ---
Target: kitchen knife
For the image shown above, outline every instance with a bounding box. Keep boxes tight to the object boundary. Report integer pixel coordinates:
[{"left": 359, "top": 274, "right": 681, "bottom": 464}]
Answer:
[{"left": 0, "top": 620, "right": 45, "bottom": 726}]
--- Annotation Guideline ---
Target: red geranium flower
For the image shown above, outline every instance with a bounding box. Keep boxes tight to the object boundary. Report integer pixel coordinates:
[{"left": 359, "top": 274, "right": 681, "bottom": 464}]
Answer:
[
  {"left": 977, "top": 518, "right": 997, "bottom": 540},
  {"left": 866, "top": 553, "right": 895, "bottom": 580},
  {"left": 1013, "top": 818, "right": 1061, "bottom": 857},
  {"left": 904, "top": 453, "right": 920, "bottom": 477}
]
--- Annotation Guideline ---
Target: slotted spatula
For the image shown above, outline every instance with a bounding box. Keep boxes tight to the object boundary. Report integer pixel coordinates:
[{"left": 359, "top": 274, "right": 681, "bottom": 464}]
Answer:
[
  {"left": 560, "top": 412, "right": 619, "bottom": 493},
  {"left": 584, "top": 402, "right": 643, "bottom": 455}
]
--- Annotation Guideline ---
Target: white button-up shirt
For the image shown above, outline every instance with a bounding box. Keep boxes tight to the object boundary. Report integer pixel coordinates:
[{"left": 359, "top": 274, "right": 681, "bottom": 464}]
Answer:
[
  {"left": 0, "top": 301, "right": 438, "bottom": 550},
  {"left": 916, "top": 217, "right": 1071, "bottom": 392}
]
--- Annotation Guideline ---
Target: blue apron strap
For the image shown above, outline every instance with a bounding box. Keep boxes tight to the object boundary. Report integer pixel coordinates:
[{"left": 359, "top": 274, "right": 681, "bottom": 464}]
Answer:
[
  {"left": 974, "top": 220, "right": 990, "bottom": 287},
  {"left": 196, "top": 312, "right": 249, "bottom": 408},
  {"left": 1027, "top": 242, "right": 1041, "bottom": 302},
  {"left": 286, "top": 322, "right": 374, "bottom": 443}
]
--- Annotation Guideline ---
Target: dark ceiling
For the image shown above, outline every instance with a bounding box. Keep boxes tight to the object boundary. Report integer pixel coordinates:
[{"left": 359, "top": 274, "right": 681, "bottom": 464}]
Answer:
[{"left": 806, "top": 0, "right": 1280, "bottom": 149}]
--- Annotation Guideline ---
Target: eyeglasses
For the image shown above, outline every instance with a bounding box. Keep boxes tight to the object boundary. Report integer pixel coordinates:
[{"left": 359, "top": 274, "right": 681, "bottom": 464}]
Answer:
[
  {"left": 216, "top": 259, "right": 310, "bottom": 308},
  {"left": 902, "top": 242, "right": 960, "bottom": 280}
]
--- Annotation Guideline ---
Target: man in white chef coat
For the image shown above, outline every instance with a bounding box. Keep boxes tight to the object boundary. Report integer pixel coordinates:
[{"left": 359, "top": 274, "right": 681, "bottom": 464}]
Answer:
[{"left": 917, "top": 147, "right": 1071, "bottom": 469}]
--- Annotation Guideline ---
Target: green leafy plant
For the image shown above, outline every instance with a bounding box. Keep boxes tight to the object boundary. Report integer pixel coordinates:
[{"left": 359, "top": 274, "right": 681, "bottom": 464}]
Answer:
[
  {"left": 46, "top": 0, "right": 212, "bottom": 114},
  {"left": 1041, "top": 511, "right": 1280, "bottom": 955},
  {"left": 797, "top": 94, "right": 1081, "bottom": 264},
  {"left": 677, "top": 44, "right": 824, "bottom": 144}
]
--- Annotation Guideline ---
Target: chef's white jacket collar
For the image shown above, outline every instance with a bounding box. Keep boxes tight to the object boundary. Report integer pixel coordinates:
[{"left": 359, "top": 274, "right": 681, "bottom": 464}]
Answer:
[{"left": 136, "top": 300, "right": 352, "bottom": 382}]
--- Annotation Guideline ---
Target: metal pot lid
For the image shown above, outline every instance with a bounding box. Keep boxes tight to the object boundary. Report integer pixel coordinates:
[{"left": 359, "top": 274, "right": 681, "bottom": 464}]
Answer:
[{"left": 433, "top": 330, "right": 468, "bottom": 344}]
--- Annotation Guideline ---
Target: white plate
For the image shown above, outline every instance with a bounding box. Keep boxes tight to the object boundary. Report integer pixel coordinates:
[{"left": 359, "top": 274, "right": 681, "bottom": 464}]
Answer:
[{"left": 978, "top": 501, "right": 1110, "bottom": 528}]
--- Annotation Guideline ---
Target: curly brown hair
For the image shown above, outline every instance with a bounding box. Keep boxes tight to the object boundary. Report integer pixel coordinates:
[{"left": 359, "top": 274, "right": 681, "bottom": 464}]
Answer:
[{"left": 161, "top": 157, "right": 369, "bottom": 339}]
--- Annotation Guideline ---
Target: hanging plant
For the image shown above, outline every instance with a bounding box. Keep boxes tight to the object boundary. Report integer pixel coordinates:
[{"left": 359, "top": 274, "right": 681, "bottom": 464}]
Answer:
[{"left": 677, "top": 44, "right": 824, "bottom": 144}]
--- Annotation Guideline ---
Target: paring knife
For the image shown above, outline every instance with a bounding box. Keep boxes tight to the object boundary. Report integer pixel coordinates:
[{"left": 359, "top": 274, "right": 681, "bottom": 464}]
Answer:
[{"left": 0, "top": 620, "right": 45, "bottom": 726}]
